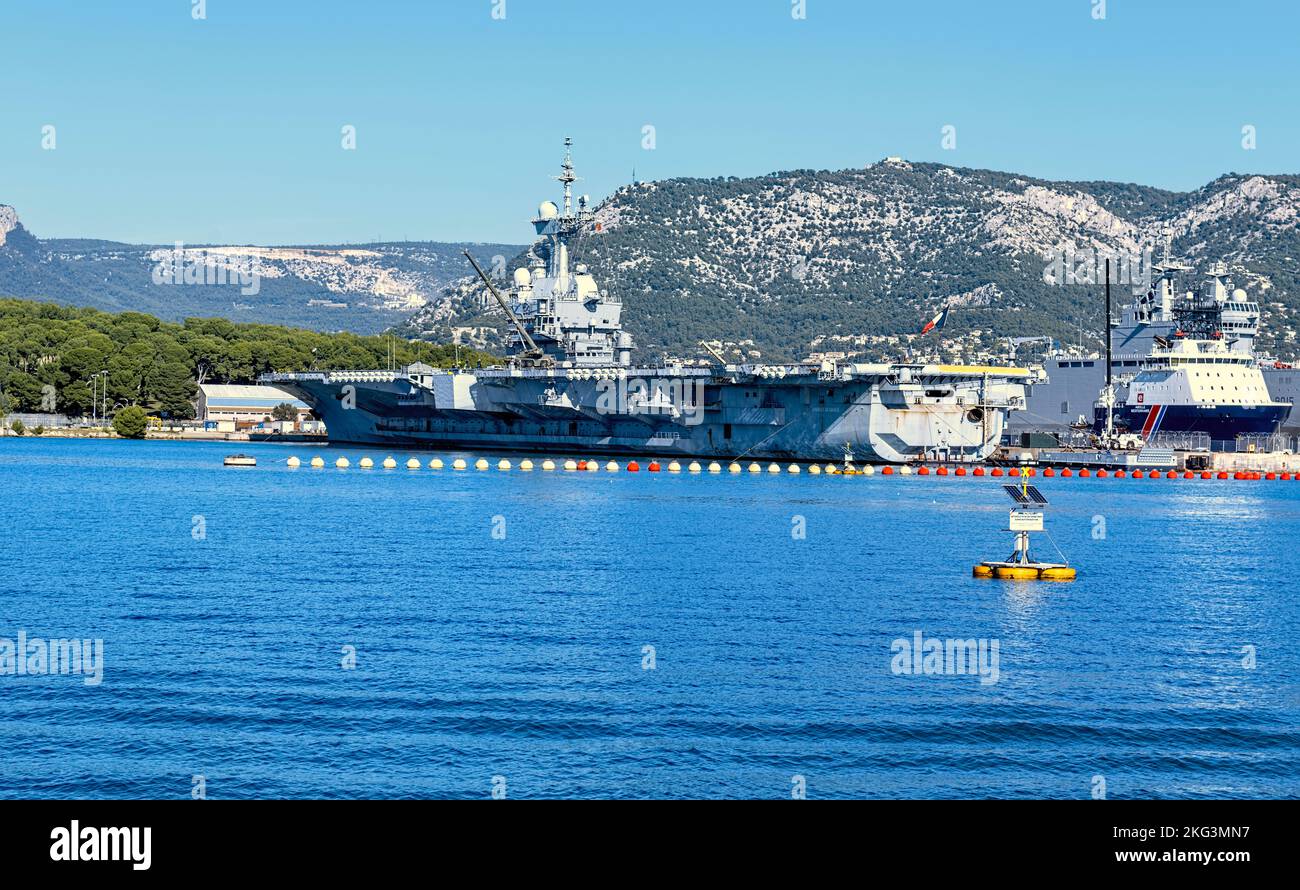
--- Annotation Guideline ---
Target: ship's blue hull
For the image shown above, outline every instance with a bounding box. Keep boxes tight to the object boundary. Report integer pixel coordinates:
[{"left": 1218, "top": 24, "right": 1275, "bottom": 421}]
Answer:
[{"left": 1095, "top": 402, "right": 1289, "bottom": 440}]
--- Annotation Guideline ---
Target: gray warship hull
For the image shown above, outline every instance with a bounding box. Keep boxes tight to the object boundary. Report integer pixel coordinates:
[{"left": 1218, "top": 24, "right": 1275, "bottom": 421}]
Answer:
[{"left": 265, "top": 362, "right": 1030, "bottom": 462}]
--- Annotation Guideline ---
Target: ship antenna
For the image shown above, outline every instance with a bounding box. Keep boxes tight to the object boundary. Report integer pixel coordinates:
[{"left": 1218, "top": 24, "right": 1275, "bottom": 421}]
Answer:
[
  {"left": 1104, "top": 257, "right": 1113, "bottom": 393},
  {"left": 556, "top": 136, "right": 579, "bottom": 216}
]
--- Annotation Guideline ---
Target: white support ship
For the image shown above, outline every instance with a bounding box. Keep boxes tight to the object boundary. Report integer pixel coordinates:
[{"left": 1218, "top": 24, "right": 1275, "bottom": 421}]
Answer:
[{"left": 1098, "top": 269, "right": 1289, "bottom": 440}]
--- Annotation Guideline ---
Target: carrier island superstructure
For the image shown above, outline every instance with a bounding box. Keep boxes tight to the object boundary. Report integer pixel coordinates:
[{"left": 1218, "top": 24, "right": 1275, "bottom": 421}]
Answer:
[{"left": 264, "top": 141, "right": 1033, "bottom": 462}]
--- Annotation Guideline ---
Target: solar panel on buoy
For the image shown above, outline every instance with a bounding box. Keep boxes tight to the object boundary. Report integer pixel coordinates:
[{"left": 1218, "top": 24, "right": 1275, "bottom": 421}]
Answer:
[{"left": 1002, "top": 484, "right": 1048, "bottom": 505}]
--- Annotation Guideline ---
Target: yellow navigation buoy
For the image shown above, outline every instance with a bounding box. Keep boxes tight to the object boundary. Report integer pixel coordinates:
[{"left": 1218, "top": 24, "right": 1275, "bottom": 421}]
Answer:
[
  {"left": 808, "top": 464, "right": 822, "bottom": 475},
  {"left": 824, "top": 464, "right": 837, "bottom": 474},
  {"left": 520, "top": 459, "right": 534, "bottom": 471},
  {"left": 287, "top": 456, "right": 301, "bottom": 468},
  {"left": 542, "top": 459, "right": 556, "bottom": 471},
  {"left": 748, "top": 462, "right": 762, "bottom": 474},
  {"left": 667, "top": 461, "right": 682, "bottom": 473},
  {"left": 974, "top": 477, "right": 1076, "bottom": 582},
  {"left": 359, "top": 457, "right": 374, "bottom": 469},
  {"left": 862, "top": 465, "right": 875, "bottom": 476},
  {"left": 335, "top": 457, "right": 350, "bottom": 469},
  {"left": 382, "top": 457, "right": 397, "bottom": 469},
  {"left": 584, "top": 460, "right": 598, "bottom": 472},
  {"left": 688, "top": 461, "right": 702, "bottom": 473},
  {"left": 787, "top": 464, "right": 800, "bottom": 474},
  {"left": 563, "top": 459, "right": 578, "bottom": 471},
  {"left": 707, "top": 462, "right": 721, "bottom": 473},
  {"left": 767, "top": 463, "right": 781, "bottom": 474},
  {"left": 310, "top": 456, "right": 325, "bottom": 468},
  {"left": 429, "top": 458, "right": 444, "bottom": 469},
  {"left": 605, "top": 460, "right": 619, "bottom": 472},
  {"left": 498, "top": 459, "right": 512, "bottom": 470},
  {"left": 475, "top": 458, "right": 489, "bottom": 470},
  {"left": 728, "top": 463, "right": 742, "bottom": 474},
  {"left": 452, "top": 458, "right": 467, "bottom": 470},
  {"left": 407, "top": 458, "right": 420, "bottom": 469},
  {"left": 899, "top": 466, "right": 913, "bottom": 475}
]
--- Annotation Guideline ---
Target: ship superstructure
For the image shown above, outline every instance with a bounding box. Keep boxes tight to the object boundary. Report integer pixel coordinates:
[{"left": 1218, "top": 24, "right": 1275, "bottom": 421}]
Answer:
[
  {"left": 1097, "top": 299, "right": 1289, "bottom": 440},
  {"left": 264, "top": 141, "right": 1032, "bottom": 462}
]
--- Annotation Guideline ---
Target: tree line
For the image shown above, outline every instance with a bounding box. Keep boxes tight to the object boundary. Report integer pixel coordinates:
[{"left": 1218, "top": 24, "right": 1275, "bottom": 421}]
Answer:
[{"left": 0, "top": 298, "right": 496, "bottom": 419}]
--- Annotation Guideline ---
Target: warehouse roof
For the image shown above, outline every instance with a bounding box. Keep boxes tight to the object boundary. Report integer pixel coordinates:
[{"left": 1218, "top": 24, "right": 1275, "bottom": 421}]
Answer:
[{"left": 199, "top": 384, "right": 307, "bottom": 408}]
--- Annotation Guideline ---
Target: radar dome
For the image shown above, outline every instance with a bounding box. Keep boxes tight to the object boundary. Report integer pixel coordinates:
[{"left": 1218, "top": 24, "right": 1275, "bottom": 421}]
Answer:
[
  {"left": 512, "top": 267, "right": 532, "bottom": 287},
  {"left": 537, "top": 201, "right": 559, "bottom": 220}
]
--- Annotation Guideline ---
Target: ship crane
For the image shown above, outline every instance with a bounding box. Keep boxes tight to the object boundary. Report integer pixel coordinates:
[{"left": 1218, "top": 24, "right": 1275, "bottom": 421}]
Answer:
[
  {"left": 463, "top": 250, "right": 554, "bottom": 368},
  {"left": 1003, "top": 336, "right": 1055, "bottom": 361}
]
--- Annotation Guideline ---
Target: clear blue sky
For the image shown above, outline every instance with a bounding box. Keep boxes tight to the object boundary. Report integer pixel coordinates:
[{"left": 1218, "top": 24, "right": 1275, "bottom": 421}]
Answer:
[{"left": 2, "top": 0, "right": 1296, "bottom": 245}]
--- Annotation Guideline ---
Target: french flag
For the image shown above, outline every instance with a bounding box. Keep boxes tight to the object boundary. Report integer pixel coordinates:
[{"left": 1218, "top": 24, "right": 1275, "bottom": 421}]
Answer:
[{"left": 920, "top": 303, "right": 949, "bottom": 336}]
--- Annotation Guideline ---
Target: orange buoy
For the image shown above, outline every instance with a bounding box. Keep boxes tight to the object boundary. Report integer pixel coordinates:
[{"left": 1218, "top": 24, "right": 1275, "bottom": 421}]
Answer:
[
  {"left": 1027, "top": 468, "right": 1037, "bottom": 476},
  {"left": 1233, "top": 471, "right": 1245, "bottom": 480},
  {"left": 937, "top": 466, "right": 949, "bottom": 476},
  {"left": 1060, "top": 468, "right": 1073, "bottom": 477},
  {"left": 1079, "top": 468, "right": 1091, "bottom": 478},
  {"left": 1200, "top": 471, "right": 1212, "bottom": 479},
  {"left": 647, "top": 461, "right": 661, "bottom": 472},
  {"left": 918, "top": 466, "right": 930, "bottom": 475},
  {"left": 627, "top": 461, "right": 640, "bottom": 472},
  {"left": 882, "top": 465, "right": 894, "bottom": 475},
  {"left": 1282, "top": 473, "right": 1292, "bottom": 481},
  {"left": 1266, "top": 472, "right": 1277, "bottom": 480},
  {"left": 973, "top": 466, "right": 985, "bottom": 476},
  {"left": 955, "top": 467, "right": 967, "bottom": 476},
  {"left": 991, "top": 468, "right": 1005, "bottom": 477},
  {"left": 1042, "top": 468, "right": 1055, "bottom": 477},
  {"left": 1133, "top": 470, "right": 1144, "bottom": 479},
  {"left": 1183, "top": 471, "right": 1194, "bottom": 479},
  {"left": 1218, "top": 471, "right": 1229, "bottom": 479},
  {"left": 1114, "top": 470, "right": 1126, "bottom": 478}
]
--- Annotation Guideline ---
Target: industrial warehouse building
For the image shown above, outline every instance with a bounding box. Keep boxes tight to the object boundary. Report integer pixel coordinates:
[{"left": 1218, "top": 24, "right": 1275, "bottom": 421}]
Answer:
[{"left": 196, "top": 384, "right": 312, "bottom": 425}]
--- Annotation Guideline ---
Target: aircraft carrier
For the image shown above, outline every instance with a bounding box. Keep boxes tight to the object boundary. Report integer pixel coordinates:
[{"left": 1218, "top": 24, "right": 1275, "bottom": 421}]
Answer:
[{"left": 263, "top": 141, "right": 1033, "bottom": 462}]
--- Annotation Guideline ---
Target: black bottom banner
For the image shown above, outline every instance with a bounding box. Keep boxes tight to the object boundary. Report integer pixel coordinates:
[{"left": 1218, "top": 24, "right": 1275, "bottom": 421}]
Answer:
[{"left": 0, "top": 799, "right": 1285, "bottom": 876}]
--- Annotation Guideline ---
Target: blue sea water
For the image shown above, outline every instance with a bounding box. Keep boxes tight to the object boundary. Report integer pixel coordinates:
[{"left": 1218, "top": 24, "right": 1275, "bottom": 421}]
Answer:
[{"left": 0, "top": 437, "right": 1297, "bottom": 800}]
